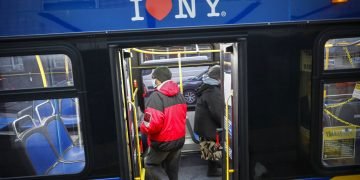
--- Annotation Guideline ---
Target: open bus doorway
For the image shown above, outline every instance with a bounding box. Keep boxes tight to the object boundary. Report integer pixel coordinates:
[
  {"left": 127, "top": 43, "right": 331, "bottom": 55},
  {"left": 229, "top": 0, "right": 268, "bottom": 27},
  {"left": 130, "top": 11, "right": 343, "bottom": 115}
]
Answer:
[{"left": 114, "top": 42, "right": 242, "bottom": 180}]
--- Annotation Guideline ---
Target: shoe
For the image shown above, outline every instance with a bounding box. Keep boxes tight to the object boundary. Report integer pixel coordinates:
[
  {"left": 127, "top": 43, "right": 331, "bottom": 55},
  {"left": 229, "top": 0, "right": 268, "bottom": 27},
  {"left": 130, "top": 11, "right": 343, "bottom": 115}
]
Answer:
[{"left": 207, "top": 160, "right": 222, "bottom": 177}]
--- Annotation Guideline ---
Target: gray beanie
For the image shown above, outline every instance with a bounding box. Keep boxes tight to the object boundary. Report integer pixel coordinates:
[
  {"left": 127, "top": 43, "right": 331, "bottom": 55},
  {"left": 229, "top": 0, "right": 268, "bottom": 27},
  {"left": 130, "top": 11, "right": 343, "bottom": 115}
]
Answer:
[
  {"left": 208, "top": 65, "right": 221, "bottom": 80},
  {"left": 152, "top": 66, "right": 172, "bottom": 82}
]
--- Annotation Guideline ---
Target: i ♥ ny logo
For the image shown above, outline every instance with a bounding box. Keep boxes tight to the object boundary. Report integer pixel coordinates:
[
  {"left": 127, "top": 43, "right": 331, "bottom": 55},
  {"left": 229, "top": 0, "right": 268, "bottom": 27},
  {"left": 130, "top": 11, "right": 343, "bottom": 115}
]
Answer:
[
  {"left": 131, "top": 0, "right": 222, "bottom": 21},
  {"left": 146, "top": 0, "right": 172, "bottom": 21}
]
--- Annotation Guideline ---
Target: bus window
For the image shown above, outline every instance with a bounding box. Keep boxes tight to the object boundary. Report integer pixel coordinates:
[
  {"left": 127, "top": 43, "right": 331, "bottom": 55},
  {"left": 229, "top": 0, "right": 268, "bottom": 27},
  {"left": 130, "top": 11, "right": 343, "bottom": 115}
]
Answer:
[
  {"left": 0, "top": 52, "right": 84, "bottom": 178},
  {"left": 322, "top": 81, "right": 360, "bottom": 167},
  {"left": 0, "top": 54, "right": 73, "bottom": 91},
  {"left": 0, "top": 98, "right": 85, "bottom": 177},
  {"left": 137, "top": 44, "right": 214, "bottom": 64},
  {"left": 324, "top": 37, "right": 360, "bottom": 70}
]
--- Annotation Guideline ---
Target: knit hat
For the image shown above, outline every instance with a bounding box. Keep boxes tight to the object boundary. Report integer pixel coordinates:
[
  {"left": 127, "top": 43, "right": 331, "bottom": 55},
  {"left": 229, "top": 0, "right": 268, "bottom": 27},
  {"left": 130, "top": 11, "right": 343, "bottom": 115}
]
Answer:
[
  {"left": 208, "top": 65, "right": 221, "bottom": 80},
  {"left": 152, "top": 66, "right": 172, "bottom": 82}
]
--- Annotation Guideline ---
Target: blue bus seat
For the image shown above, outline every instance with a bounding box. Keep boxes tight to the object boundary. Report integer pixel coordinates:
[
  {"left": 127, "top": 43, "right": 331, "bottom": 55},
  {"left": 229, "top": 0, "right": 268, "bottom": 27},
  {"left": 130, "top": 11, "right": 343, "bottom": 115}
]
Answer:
[
  {"left": 59, "top": 98, "right": 78, "bottom": 128},
  {"left": 20, "top": 127, "right": 84, "bottom": 175},
  {"left": 35, "top": 100, "right": 55, "bottom": 124},
  {"left": 43, "top": 115, "right": 84, "bottom": 162}
]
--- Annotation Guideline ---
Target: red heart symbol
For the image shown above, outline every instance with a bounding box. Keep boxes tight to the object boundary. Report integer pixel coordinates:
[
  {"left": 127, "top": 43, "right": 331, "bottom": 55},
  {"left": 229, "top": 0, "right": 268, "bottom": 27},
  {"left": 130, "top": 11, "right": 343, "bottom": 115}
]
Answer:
[{"left": 146, "top": 0, "right": 172, "bottom": 21}]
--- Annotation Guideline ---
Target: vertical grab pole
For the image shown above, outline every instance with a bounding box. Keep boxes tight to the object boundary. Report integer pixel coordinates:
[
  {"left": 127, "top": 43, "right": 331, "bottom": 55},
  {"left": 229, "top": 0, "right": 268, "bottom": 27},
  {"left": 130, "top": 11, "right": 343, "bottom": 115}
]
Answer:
[
  {"left": 178, "top": 53, "right": 183, "bottom": 94},
  {"left": 128, "top": 89, "right": 145, "bottom": 180},
  {"left": 343, "top": 47, "right": 355, "bottom": 68},
  {"left": 226, "top": 91, "right": 234, "bottom": 180},
  {"left": 64, "top": 55, "right": 71, "bottom": 85},
  {"left": 35, "top": 55, "right": 48, "bottom": 88},
  {"left": 325, "top": 46, "right": 329, "bottom": 70}
]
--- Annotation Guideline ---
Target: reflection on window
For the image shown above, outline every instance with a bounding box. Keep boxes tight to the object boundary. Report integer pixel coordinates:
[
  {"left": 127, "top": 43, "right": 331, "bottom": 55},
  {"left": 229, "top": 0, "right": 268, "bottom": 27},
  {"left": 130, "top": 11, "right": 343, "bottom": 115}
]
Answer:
[
  {"left": 324, "top": 37, "right": 360, "bottom": 70},
  {"left": 0, "top": 54, "right": 73, "bottom": 91},
  {"left": 0, "top": 98, "right": 84, "bottom": 177},
  {"left": 322, "top": 82, "right": 360, "bottom": 167},
  {"left": 142, "top": 66, "right": 209, "bottom": 105}
]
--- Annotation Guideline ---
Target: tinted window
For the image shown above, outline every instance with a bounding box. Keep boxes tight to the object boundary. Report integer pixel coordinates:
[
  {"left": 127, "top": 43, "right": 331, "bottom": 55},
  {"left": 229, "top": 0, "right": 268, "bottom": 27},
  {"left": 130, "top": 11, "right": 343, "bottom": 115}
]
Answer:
[
  {"left": 322, "top": 81, "right": 360, "bottom": 167},
  {"left": 324, "top": 37, "right": 360, "bottom": 70},
  {"left": 0, "top": 54, "right": 73, "bottom": 91},
  {"left": 0, "top": 98, "right": 85, "bottom": 177}
]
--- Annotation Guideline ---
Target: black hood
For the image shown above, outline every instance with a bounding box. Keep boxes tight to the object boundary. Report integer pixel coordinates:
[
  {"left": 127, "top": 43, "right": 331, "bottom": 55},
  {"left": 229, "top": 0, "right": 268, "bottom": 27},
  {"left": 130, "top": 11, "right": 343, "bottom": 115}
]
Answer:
[{"left": 195, "top": 84, "right": 219, "bottom": 97}]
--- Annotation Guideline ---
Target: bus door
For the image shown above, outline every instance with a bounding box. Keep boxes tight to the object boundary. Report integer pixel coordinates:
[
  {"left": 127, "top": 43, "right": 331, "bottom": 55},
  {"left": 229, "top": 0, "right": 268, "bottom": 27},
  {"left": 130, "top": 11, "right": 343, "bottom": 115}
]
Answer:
[
  {"left": 117, "top": 49, "right": 144, "bottom": 180},
  {"left": 221, "top": 41, "right": 248, "bottom": 180}
]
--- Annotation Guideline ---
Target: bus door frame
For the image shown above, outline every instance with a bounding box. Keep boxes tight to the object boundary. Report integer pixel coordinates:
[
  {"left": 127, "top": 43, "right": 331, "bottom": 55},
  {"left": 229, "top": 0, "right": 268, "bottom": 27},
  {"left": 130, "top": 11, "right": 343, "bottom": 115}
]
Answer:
[
  {"left": 221, "top": 39, "right": 249, "bottom": 180},
  {"left": 237, "top": 38, "right": 249, "bottom": 180},
  {"left": 108, "top": 33, "right": 249, "bottom": 180}
]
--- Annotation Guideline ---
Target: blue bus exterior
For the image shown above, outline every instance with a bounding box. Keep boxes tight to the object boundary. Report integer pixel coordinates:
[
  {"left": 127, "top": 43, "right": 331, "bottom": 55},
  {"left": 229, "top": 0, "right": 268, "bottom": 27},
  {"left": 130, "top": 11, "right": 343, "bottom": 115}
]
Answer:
[{"left": 0, "top": 0, "right": 360, "bottom": 37}]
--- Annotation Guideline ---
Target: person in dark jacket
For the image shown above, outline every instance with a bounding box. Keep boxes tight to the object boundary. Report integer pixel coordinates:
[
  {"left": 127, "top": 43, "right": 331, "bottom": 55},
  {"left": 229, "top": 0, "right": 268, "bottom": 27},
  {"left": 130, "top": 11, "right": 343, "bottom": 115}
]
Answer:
[
  {"left": 140, "top": 66, "right": 187, "bottom": 180},
  {"left": 194, "top": 65, "right": 224, "bottom": 177}
]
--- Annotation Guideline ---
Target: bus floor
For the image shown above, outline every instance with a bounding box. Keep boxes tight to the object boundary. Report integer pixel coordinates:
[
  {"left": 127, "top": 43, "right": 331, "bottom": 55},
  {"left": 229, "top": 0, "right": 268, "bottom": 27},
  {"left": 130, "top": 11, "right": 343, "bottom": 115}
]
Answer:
[{"left": 179, "top": 152, "right": 221, "bottom": 180}]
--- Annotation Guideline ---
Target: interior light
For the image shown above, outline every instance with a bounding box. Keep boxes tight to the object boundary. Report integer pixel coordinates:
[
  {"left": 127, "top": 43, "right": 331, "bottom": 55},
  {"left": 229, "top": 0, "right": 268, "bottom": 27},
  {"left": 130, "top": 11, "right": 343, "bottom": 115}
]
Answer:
[{"left": 332, "top": 0, "right": 348, "bottom": 4}]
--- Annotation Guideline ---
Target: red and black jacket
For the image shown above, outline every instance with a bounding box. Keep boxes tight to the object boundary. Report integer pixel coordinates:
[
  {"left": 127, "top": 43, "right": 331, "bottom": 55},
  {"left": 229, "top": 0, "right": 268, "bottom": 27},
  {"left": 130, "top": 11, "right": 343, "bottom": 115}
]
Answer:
[{"left": 140, "top": 80, "right": 187, "bottom": 151}]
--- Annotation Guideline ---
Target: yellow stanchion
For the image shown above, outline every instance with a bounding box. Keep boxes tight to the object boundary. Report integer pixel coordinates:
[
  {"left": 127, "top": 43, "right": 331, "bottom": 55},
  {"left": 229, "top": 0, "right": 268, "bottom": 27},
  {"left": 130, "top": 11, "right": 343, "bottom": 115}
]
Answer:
[
  {"left": 128, "top": 88, "right": 145, "bottom": 180},
  {"left": 35, "top": 55, "right": 48, "bottom": 88},
  {"left": 178, "top": 53, "right": 183, "bottom": 94},
  {"left": 64, "top": 55, "right": 70, "bottom": 85},
  {"left": 325, "top": 47, "right": 329, "bottom": 70},
  {"left": 343, "top": 47, "right": 355, "bottom": 68},
  {"left": 129, "top": 57, "right": 134, "bottom": 93},
  {"left": 225, "top": 90, "right": 234, "bottom": 180}
]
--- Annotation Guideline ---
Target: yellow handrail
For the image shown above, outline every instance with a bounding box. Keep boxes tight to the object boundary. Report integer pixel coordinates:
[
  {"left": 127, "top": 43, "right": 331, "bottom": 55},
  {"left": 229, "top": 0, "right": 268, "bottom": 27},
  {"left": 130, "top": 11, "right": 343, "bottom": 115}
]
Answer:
[
  {"left": 64, "top": 55, "right": 71, "bottom": 86},
  {"left": 178, "top": 53, "right": 183, "bottom": 94},
  {"left": 325, "top": 47, "right": 329, "bottom": 70},
  {"left": 35, "top": 55, "right": 48, "bottom": 88},
  {"left": 129, "top": 56, "right": 134, "bottom": 93},
  {"left": 343, "top": 47, "right": 355, "bottom": 68},
  {"left": 128, "top": 94, "right": 144, "bottom": 180},
  {"left": 131, "top": 48, "right": 221, "bottom": 55},
  {"left": 324, "top": 109, "right": 360, "bottom": 128},
  {"left": 225, "top": 90, "right": 234, "bottom": 180},
  {"left": 132, "top": 88, "right": 139, "bottom": 102},
  {"left": 325, "top": 97, "right": 355, "bottom": 109}
]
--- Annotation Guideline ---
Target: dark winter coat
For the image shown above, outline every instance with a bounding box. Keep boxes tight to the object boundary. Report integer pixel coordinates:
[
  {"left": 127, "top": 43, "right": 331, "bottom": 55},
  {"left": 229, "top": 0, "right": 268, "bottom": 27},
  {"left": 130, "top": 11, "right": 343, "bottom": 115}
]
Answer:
[
  {"left": 194, "top": 84, "right": 224, "bottom": 140},
  {"left": 140, "top": 80, "right": 187, "bottom": 151}
]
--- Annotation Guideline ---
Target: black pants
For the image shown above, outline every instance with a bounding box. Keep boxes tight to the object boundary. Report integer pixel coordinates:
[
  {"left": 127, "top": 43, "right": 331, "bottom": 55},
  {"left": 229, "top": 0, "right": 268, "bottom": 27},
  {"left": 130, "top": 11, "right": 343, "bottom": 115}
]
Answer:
[{"left": 144, "top": 147, "right": 181, "bottom": 180}]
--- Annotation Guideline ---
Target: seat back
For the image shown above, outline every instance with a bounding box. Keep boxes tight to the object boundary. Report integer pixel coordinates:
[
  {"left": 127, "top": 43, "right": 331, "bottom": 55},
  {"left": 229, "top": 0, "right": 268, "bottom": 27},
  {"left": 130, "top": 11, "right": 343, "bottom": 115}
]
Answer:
[
  {"left": 12, "top": 115, "right": 37, "bottom": 138},
  {"left": 21, "top": 127, "right": 58, "bottom": 175},
  {"left": 35, "top": 100, "right": 55, "bottom": 124},
  {"left": 44, "top": 115, "right": 73, "bottom": 156},
  {"left": 60, "top": 98, "right": 76, "bottom": 116}
]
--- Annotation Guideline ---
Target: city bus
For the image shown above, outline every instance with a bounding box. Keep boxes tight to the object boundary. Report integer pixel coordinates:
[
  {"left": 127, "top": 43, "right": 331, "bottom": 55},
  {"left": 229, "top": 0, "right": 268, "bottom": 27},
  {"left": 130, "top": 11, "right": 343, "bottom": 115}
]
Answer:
[{"left": 0, "top": 0, "right": 360, "bottom": 180}]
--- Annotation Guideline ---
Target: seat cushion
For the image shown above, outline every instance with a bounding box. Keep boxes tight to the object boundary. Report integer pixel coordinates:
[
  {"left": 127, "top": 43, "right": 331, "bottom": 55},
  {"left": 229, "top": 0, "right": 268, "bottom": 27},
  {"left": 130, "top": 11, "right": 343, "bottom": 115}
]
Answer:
[
  {"left": 48, "top": 161, "right": 85, "bottom": 175},
  {"left": 62, "top": 145, "right": 85, "bottom": 162}
]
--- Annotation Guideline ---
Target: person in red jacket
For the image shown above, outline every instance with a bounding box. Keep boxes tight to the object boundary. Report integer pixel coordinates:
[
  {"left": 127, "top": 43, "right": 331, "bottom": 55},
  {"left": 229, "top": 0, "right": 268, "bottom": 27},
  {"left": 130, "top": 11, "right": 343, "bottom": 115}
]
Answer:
[{"left": 140, "top": 66, "right": 187, "bottom": 180}]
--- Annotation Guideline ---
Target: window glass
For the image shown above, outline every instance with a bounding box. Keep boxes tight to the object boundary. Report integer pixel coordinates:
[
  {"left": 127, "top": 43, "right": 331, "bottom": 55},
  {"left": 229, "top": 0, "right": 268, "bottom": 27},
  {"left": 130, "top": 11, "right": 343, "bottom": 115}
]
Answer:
[
  {"left": 0, "top": 98, "right": 85, "bottom": 177},
  {"left": 142, "top": 66, "right": 209, "bottom": 105},
  {"left": 324, "top": 37, "right": 360, "bottom": 70},
  {"left": 322, "top": 81, "right": 360, "bottom": 167},
  {"left": 136, "top": 44, "right": 214, "bottom": 64},
  {"left": 0, "top": 54, "right": 73, "bottom": 91}
]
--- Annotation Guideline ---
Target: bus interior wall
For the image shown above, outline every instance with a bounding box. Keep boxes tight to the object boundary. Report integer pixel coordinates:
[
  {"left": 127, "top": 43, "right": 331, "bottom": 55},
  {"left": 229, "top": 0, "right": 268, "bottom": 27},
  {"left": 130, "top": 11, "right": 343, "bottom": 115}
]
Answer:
[{"left": 80, "top": 46, "right": 120, "bottom": 177}]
